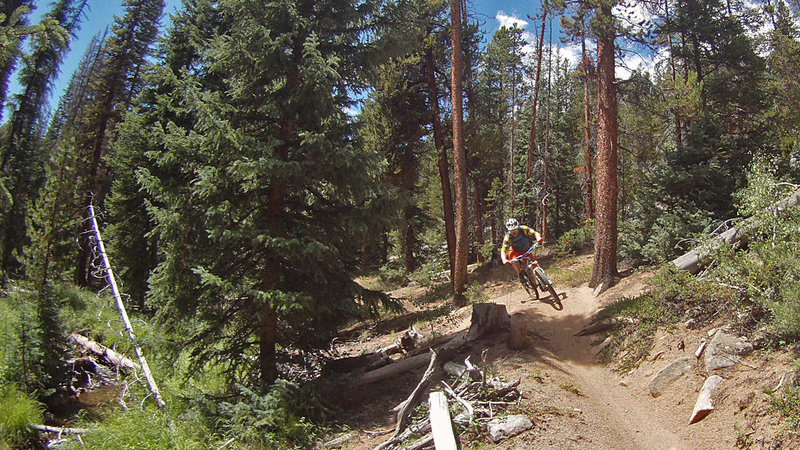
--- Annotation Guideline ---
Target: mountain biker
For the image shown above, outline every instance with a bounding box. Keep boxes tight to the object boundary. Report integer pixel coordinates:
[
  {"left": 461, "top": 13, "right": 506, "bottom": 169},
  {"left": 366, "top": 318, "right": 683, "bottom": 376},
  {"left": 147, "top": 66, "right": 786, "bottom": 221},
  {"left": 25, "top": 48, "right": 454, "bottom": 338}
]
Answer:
[{"left": 500, "top": 218, "right": 543, "bottom": 282}]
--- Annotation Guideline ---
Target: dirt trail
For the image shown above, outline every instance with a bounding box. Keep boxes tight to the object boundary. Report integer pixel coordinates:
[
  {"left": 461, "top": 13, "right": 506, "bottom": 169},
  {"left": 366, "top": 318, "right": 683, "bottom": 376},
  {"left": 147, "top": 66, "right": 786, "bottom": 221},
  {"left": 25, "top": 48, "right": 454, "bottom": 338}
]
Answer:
[
  {"left": 342, "top": 260, "right": 785, "bottom": 449},
  {"left": 501, "top": 281, "right": 689, "bottom": 449}
]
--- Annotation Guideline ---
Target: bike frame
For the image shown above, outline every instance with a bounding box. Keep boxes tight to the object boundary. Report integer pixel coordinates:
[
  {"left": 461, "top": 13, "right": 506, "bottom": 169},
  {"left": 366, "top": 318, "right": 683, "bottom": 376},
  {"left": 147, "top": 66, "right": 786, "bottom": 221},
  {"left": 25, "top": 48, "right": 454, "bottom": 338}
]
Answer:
[{"left": 511, "top": 243, "right": 552, "bottom": 290}]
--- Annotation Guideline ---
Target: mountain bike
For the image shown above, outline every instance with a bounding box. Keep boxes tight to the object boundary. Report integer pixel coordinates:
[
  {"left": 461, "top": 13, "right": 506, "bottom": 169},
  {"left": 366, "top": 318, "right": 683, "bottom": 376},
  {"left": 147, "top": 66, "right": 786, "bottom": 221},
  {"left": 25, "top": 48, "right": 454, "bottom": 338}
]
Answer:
[{"left": 508, "top": 243, "right": 559, "bottom": 303}]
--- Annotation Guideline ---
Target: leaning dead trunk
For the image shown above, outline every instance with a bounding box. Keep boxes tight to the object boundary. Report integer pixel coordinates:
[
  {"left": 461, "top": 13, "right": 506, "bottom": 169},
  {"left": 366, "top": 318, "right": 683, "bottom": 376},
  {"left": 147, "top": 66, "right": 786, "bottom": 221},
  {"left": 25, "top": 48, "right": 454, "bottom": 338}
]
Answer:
[
  {"left": 88, "top": 204, "right": 164, "bottom": 408},
  {"left": 673, "top": 187, "right": 800, "bottom": 274}
]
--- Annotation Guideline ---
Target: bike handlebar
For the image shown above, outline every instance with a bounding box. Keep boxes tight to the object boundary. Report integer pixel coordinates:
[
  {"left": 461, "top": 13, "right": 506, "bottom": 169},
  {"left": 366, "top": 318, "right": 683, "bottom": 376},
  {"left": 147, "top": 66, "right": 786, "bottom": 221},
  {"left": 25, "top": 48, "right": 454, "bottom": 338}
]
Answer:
[{"left": 508, "top": 242, "right": 540, "bottom": 263}]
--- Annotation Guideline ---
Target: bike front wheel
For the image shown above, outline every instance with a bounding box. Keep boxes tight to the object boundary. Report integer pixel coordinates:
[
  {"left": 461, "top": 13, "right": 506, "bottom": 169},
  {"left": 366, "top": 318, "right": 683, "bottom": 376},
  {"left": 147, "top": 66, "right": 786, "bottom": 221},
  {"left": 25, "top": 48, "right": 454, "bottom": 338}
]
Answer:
[{"left": 534, "top": 268, "right": 558, "bottom": 300}]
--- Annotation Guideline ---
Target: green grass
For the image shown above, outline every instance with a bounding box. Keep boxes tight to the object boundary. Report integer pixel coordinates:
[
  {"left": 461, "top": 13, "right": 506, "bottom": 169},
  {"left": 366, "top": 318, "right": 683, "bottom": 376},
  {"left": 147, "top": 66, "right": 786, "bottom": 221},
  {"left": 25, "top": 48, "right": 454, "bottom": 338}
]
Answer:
[
  {"left": 544, "top": 256, "right": 592, "bottom": 288},
  {"left": 0, "top": 383, "right": 43, "bottom": 448}
]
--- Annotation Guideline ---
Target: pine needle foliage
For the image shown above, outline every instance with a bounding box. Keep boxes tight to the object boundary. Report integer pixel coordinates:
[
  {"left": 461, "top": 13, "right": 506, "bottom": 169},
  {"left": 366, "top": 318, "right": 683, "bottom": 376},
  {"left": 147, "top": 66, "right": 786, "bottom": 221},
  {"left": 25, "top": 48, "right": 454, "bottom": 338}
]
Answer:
[{"left": 125, "top": 0, "right": 399, "bottom": 386}]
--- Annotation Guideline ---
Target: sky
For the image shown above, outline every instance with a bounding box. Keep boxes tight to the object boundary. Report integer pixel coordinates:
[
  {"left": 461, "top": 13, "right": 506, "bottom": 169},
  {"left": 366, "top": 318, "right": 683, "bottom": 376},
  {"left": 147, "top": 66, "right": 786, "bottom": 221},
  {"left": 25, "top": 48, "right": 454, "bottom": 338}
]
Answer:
[{"left": 9, "top": 0, "right": 650, "bottom": 115}]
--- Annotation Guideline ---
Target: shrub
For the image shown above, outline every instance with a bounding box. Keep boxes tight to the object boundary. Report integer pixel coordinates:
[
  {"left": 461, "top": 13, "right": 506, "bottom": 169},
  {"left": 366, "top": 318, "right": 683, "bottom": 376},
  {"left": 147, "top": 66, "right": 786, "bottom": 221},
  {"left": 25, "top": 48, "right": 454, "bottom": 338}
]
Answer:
[
  {"left": 216, "top": 381, "right": 329, "bottom": 448},
  {"left": 553, "top": 221, "right": 594, "bottom": 255},
  {"left": 707, "top": 158, "right": 800, "bottom": 337}
]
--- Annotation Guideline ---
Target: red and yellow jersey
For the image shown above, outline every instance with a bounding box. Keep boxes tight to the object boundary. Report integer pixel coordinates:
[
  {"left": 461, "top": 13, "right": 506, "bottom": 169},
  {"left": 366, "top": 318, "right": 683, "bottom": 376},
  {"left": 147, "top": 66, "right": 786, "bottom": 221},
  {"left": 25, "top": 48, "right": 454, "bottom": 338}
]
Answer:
[{"left": 501, "top": 225, "right": 541, "bottom": 259}]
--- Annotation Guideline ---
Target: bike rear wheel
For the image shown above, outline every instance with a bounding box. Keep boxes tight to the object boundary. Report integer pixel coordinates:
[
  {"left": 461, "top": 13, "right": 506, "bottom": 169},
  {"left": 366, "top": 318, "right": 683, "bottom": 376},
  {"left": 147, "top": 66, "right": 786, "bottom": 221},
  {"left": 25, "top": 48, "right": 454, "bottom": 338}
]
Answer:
[
  {"left": 534, "top": 269, "right": 558, "bottom": 300},
  {"left": 519, "top": 269, "right": 539, "bottom": 300}
]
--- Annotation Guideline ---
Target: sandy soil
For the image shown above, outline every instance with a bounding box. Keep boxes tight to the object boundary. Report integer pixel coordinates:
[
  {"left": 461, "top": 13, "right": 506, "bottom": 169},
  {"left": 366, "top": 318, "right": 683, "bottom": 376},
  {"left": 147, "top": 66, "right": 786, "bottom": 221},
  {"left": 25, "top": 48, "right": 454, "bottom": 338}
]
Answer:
[{"left": 328, "top": 255, "right": 793, "bottom": 449}]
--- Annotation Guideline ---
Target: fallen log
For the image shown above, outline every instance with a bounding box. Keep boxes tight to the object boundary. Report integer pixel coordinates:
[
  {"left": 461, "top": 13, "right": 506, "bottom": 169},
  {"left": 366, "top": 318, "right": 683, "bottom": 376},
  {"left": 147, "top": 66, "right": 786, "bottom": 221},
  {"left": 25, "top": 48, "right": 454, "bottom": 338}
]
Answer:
[
  {"left": 326, "top": 327, "right": 424, "bottom": 375},
  {"left": 323, "top": 352, "right": 392, "bottom": 375},
  {"left": 355, "top": 333, "right": 465, "bottom": 387},
  {"left": 88, "top": 204, "right": 165, "bottom": 408},
  {"left": 429, "top": 391, "right": 458, "bottom": 450},
  {"left": 70, "top": 333, "right": 140, "bottom": 373},
  {"left": 376, "top": 351, "right": 440, "bottom": 450},
  {"left": 673, "top": 187, "right": 800, "bottom": 274},
  {"left": 30, "top": 424, "right": 90, "bottom": 435}
]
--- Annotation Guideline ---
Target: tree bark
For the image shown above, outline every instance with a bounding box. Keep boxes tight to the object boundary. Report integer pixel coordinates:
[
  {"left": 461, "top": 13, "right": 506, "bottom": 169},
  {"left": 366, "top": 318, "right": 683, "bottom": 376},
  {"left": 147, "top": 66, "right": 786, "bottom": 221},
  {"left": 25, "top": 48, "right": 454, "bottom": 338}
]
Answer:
[
  {"left": 524, "top": 9, "right": 548, "bottom": 223},
  {"left": 449, "top": 0, "right": 469, "bottom": 307},
  {"left": 589, "top": 3, "right": 619, "bottom": 292},
  {"left": 425, "top": 47, "right": 456, "bottom": 278},
  {"left": 581, "top": 27, "right": 594, "bottom": 222},
  {"left": 472, "top": 178, "right": 485, "bottom": 263},
  {"left": 542, "top": 19, "right": 553, "bottom": 242}
]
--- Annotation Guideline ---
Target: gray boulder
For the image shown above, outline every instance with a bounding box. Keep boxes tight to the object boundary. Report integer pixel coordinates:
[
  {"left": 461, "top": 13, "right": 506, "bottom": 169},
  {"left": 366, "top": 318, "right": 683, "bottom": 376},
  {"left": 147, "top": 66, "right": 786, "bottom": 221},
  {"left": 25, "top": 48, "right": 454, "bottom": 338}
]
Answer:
[
  {"left": 649, "top": 356, "right": 694, "bottom": 397},
  {"left": 705, "top": 329, "right": 754, "bottom": 371}
]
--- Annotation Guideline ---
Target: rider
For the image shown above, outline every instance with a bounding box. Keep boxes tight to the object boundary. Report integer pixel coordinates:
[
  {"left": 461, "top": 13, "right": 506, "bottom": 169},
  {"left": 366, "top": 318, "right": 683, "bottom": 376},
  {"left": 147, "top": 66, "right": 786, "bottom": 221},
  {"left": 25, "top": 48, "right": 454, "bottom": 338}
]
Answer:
[{"left": 500, "top": 218, "right": 543, "bottom": 281}]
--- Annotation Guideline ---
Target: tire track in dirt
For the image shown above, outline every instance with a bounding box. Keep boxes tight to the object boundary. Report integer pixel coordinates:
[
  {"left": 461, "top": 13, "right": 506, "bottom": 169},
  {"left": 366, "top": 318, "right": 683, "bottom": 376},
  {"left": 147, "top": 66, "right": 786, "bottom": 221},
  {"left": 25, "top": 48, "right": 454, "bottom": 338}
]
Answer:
[{"left": 502, "top": 282, "right": 689, "bottom": 449}]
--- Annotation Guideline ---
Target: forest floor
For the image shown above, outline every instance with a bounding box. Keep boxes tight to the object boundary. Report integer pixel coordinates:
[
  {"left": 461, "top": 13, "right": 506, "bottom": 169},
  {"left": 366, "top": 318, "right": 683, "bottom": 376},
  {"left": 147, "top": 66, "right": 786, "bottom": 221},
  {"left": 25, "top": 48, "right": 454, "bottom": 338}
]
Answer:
[{"left": 323, "top": 252, "right": 796, "bottom": 449}]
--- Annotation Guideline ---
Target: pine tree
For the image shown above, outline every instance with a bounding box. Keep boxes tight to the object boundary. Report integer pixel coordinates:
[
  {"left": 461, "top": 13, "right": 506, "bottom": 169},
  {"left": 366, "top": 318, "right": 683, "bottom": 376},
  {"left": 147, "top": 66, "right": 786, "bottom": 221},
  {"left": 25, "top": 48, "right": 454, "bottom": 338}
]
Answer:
[
  {"left": 0, "top": 0, "right": 34, "bottom": 121},
  {"left": 0, "top": 0, "right": 85, "bottom": 278},
  {"left": 361, "top": 54, "right": 429, "bottom": 273},
  {"left": 73, "top": 0, "right": 164, "bottom": 286},
  {"left": 448, "top": 0, "right": 469, "bottom": 306},
  {"left": 23, "top": 31, "right": 107, "bottom": 287},
  {"left": 589, "top": 0, "right": 619, "bottom": 291},
  {"left": 135, "top": 0, "right": 397, "bottom": 387}
]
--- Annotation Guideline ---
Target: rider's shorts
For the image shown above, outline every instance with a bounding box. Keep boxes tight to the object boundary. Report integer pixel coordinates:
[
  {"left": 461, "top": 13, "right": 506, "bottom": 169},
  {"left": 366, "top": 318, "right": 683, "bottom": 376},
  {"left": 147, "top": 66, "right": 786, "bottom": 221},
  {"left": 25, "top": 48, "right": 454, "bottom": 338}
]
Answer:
[{"left": 508, "top": 248, "right": 525, "bottom": 261}]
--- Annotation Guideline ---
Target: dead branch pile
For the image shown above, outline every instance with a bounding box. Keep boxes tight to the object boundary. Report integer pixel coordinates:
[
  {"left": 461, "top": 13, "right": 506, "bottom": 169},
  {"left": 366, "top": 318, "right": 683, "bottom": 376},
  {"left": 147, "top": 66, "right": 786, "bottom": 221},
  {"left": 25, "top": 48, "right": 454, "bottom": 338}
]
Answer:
[{"left": 373, "top": 350, "right": 522, "bottom": 450}]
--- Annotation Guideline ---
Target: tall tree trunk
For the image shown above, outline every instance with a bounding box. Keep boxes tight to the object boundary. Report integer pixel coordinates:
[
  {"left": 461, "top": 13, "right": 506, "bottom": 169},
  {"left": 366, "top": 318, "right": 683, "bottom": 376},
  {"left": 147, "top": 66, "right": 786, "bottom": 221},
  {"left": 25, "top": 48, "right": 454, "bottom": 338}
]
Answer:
[
  {"left": 461, "top": 12, "right": 481, "bottom": 265},
  {"left": 581, "top": 27, "right": 594, "bottom": 222},
  {"left": 524, "top": 8, "right": 547, "bottom": 222},
  {"left": 589, "top": 3, "right": 619, "bottom": 292},
  {"left": 425, "top": 47, "right": 456, "bottom": 278},
  {"left": 449, "top": 0, "right": 468, "bottom": 307},
  {"left": 542, "top": 19, "right": 553, "bottom": 242},
  {"left": 509, "top": 75, "right": 516, "bottom": 214}
]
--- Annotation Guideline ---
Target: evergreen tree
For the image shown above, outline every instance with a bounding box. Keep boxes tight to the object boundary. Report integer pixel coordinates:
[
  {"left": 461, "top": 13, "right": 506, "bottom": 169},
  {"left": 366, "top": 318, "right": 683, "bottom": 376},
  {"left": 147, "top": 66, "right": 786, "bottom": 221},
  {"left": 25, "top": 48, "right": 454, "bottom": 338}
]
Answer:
[
  {"left": 0, "top": 0, "right": 34, "bottom": 121},
  {"left": 589, "top": 0, "right": 619, "bottom": 290},
  {"left": 135, "top": 0, "right": 396, "bottom": 387},
  {"left": 72, "top": 0, "right": 164, "bottom": 286},
  {"left": 0, "top": 0, "right": 85, "bottom": 278},
  {"left": 448, "top": 0, "right": 469, "bottom": 306},
  {"left": 23, "top": 31, "right": 107, "bottom": 287},
  {"left": 621, "top": 0, "right": 770, "bottom": 263},
  {"left": 361, "top": 54, "right": 429, "bottom": 273}
]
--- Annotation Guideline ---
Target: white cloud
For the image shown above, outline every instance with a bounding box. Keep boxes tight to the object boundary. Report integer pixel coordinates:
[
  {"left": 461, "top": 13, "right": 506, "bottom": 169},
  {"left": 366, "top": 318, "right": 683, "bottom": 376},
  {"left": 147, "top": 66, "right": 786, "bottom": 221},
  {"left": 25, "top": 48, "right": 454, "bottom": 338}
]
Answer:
[
  {"left": 496, "top": 11, "right": 528, "bottom": 30},
  {"left": 616, "top": 52, "right": 655, "bottom": 79},
  {"left": 558, "top": 43, "right": 582, "bottom": 68}
]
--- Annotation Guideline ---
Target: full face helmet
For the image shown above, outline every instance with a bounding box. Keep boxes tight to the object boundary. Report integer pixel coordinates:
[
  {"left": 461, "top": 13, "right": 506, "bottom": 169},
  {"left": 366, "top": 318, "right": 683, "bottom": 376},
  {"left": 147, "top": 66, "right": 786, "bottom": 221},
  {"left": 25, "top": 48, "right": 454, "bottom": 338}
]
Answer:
[{"left": 505, "top": 218, "right": 519, "bottom": 231}]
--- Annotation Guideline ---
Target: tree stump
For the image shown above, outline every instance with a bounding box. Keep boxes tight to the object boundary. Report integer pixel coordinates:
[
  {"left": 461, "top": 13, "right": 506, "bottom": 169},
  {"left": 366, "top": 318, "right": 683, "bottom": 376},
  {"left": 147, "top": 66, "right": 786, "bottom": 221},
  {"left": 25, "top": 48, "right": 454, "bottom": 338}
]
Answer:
[
  {"left": 467, "top": 303, "right": 510, "bottom": 341},
  {"left": 508, "top": 314, "right": 528, "bottom": 350}
]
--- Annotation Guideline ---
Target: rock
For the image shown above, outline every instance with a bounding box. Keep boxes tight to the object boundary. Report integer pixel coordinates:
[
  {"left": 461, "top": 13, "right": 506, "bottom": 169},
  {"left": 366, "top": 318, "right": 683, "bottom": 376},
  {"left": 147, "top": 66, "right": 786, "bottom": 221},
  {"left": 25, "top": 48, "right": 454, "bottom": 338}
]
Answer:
[
  {"left": 594, "top": 335, "right": 613, "bottom": 355},
  {"left": 487, "top": 415, "right": 534, "bottom": 443},
  {"left": 705, "top": 330, "right": 754, "bottom": 371},
  {"left": 649, "top": 357, "right": 694, "bottom": 397},
  {"left": 689, "top": 375, "right": 723, "bottom": 424}
]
